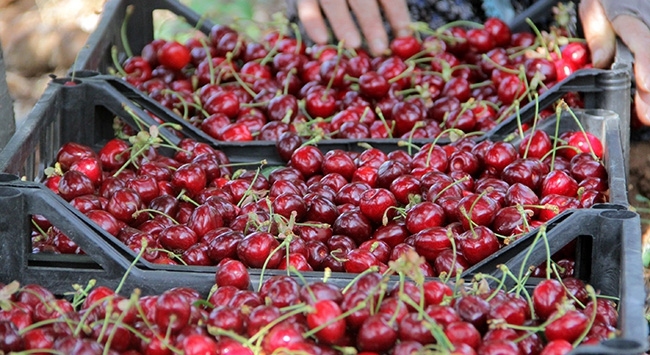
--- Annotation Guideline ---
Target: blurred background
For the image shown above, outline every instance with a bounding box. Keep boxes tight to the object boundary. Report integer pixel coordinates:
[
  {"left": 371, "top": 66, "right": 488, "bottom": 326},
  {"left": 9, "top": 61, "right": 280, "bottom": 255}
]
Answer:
[{"left": 0, "top": 0, "right": 285, "bottom": 121}]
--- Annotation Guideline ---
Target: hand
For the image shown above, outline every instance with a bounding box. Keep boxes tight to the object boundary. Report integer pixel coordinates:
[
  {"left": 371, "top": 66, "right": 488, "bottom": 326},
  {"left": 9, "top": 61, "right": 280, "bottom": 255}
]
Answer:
[
  {"left": 296, "top": 0, "right": 411, "bottom": 56},
  {"left": 579, "top": 0, "right": 650, "bottom": 124}
]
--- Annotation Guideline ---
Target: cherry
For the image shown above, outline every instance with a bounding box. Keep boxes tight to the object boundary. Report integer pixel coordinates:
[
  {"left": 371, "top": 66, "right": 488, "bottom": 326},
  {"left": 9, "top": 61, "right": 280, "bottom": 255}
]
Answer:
[
  {"left": 457, "top": 225, "right": 500, "bottom": 265},
  {"left": 333, "top": 210, "right": 373, "bottom": 245},
  {"left": 483, "top": 141, "right": 517, "bottom": 174},
  {"left": 58, "top": 170, "right": 96, "bottom": 201},
  {"left": 70, "top": 156, "right": 103, "bottom": 186},
  {"left": 540, "top": 339, "right": 573, "bottom": 355},
  {"left": 390, "top": 36, "right": 422, "bottom": 59},
  {"left": 356, "top": 314, "right": 398, "bottom": 353},
  {"left": 434, "top": 248, "right": 469, "bottom": 277},
  {"left": 262, "top": 322, "right": 308, "bottom": 355},
  {"left": 561, "top": 42, "right": 589, "bottom": 69},
  {"left": 260, "top": 276, "right": 302, "bottom": 308},
  {"left": 477, "top": 339, "right": 521, "bottom": 355},
  {"left": 155, "top": 289, "right": 192, "bottom": 334},
  {"left": 533, "top": 279, "right": 566, "bottom": 320},
  {"left": 171, "top": 163, "right": 207, "bottom": 197},
  {"left": 545, "top": 309, "right": 590, "bottom": 343},
  {"left": 456, "top": 193, "right": 500, "bottom": 230},
  {"left": 291, "top": 145, "right": 324, "bottom": 179},
  {"left": 105, "top": 188, "right": 146, "bottom": 226},
  {"left": 359, "top": 188, "right": 398, "bottom": 224},
  {"left": 538, "top": 194, "right": 579, "bottom": 221},
  {"left": 99, "top": 138, "right": 131, "bottom": 171},
  {"left": 215, "top": 259, "right": 249, "bottom": 290},
  {"left": 307, "top": 299, "right": 346, "bottom": 345},
  {"left": 206, "top": 305, "right": 246, "bottom": 335},
  {"left": 305, "top": 90, "right": 338, "bottom": 118},
  {"left": 158, "top": 224, "right": 199, "bottom": 253},
  {"left": 237, "top": 231, "right": 282, "bottom": 268},
  {"left": 359, "top": 71, "right": 390, "bottom": 99},
  {"left": 466, "top": 28, "right": 496, "bottom": 53},
  {"left": 157, "top": 41, "right": 191, "bottom": 70},
  {"left": 541, "top": 170, "right": 579, "bottom": 198},
  {"left": 397, "top": 312, "right": 436, "bottom": 344},
  {"left": 56, "top": 142, "right": 96, "bottom": 171},
  {"left": 445, "top": 321, "right": 482, "bottom": 350},
  {"left": 563, "top": 131, "right": 604, "bottom": 159},
  {"left": 0, "top": 320, "right": 23, "bottom": 352},
  {"left": 180, "top": 334, "right": 219, "bottom": 355}
]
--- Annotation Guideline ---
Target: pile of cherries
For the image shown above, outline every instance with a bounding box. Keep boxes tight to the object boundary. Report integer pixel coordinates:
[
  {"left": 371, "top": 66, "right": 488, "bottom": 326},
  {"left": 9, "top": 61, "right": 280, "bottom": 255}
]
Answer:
[
  {"left": 34, "top": 116, "right": 607, "bottom": 277},
  {"left": 0, "top": 256, "right": 619, "bottom": 355},
  {"left": 116, "top": 15, "right": 590, "bottom": 141}
]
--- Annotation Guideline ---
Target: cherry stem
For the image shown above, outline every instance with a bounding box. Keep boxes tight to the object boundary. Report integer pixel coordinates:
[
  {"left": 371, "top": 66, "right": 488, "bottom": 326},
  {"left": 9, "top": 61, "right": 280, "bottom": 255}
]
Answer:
[
  {"left": 285, "top": 69, "right": 297, "bottom": 96},
  {"left": 398, "top": 294, "right": 455, "bottom": 351},
  {"left": 481, "top": 268, "right": 508, "bottom": 301},
  {"left": 562, "top": 102, "right": 600, "bottom": 161},
  {"left": 115, "top": 238, "right": 148, "bottom": 294},
  {"left": 322, "top": 41, "right": 345, "bottom": 100},
  {"left": 387, "top": 63, "right": 415, "bottom": 84},
  {"left": 225, "top": 57, "right": 258, "bottom": 99},
  {"left": 246, "top": 306, "right": 310, "bottom": 347},
  {"left": 435, "top": 19, "right": 484, "bottom": 33},
  {"left": 406, "top": 121, "right": 426, "bottom": 154},
  {"left": 120, "top": 5, "right": 135, "bottom": 58},
  {"left": 521, "top": 94, "right": 542, "bottom": 159},
  {"left": 374, "top": 107, "right": 394, "bottom": 138},
  {"left": 551, "top": 262, "right": 586, "bottom": 309},
  {"left": 439, "top": 230, "right": 460, "bottom": 285},
  {"left": 69, "top": 279, "right": 97, "bottom": 309},
  {"left": 430, "top": 176, "right": 470, "bottom": 203},
  {"left": 573, "top": 285, "right": 598, "bottom": 346},
  {"left": 341, "top": 266, "right": 380, "bottom": 295},
  {"left": 525, "top": 18, "right": 551, "bottom": 60},
  {"left": 111, "top": 46, "right": 129, "bottom": 77},
  {"left": 236, "top": 166, "right": 264, "bottom": 208},
  {"left": 288, "top": 266, "right": 317, "bottom": 303},
  {"left": 256, "top": 236, "right": 292, "bottom": 293},
  {"left": 99, "top": 290, "right": 139, "bottom": 355}
]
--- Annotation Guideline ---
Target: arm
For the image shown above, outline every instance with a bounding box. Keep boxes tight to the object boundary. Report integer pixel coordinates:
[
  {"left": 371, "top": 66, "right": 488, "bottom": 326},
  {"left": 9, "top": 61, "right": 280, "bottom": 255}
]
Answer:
[{"left": 579, "top": 0, "right": 650, "bottom": 124}]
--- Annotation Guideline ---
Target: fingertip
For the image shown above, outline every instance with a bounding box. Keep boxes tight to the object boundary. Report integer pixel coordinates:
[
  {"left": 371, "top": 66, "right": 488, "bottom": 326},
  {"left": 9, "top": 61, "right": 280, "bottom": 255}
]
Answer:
[
  {"left": 637, "top": 92, "right": 650, "bottom": 126},
  {"left": 369, "top": 38, "right": 388, "bottom": 56},
  {"left": 591, "top": 48, "right": 612, "bottom": 69}
]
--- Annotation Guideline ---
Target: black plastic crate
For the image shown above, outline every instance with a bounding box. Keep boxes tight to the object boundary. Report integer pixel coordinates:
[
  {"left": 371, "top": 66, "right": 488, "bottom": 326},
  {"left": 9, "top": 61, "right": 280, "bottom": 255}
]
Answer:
[
  {"left": 0, "top": 75, "right": 631, "bottom": 208},
  {"left": 0, "top": 177, "right": 646, "bottom": 354},
  {"left": 71, "top": 0, "right": 633, "bottom": 152}
]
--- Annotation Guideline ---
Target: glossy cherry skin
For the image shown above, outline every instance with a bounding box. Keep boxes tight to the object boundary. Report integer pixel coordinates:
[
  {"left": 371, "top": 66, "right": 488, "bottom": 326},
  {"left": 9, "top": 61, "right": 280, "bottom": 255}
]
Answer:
[{"left": 533, "top": 279, "right": 566, "bottom": 320}]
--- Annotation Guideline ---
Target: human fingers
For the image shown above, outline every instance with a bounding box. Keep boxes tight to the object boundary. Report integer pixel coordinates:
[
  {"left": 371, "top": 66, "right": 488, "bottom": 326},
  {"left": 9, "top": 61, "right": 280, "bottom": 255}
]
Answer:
[
  {"left": 578, "top": 0, "right": 616, "bottom": 68},
  {"left": 612, "top": 15, "right": 650, "bottom": 124},
  {"left": 348, "top": 0, "right": 389, "bottom": 55},
  {"left": 378, "top": 0, "right": 412, "bottom": 38},
  {"left": 297, "top": 0, "right": 330, "bottom": 44},
  {"left": 319, "top": 0, "right": 362, "bottom": 49}
]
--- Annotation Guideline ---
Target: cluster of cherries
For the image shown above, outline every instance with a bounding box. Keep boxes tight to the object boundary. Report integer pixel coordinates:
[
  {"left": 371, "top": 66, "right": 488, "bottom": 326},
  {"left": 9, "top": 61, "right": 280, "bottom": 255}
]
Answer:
[
  {"left": 0, "top": 256, "right": 619, "bottom": 355},
  {"left": 116, "top": 15, "right": 590, "bottom": 141},
  {"left": 34, "top": 117, "right": 607, "bottom": 278}
]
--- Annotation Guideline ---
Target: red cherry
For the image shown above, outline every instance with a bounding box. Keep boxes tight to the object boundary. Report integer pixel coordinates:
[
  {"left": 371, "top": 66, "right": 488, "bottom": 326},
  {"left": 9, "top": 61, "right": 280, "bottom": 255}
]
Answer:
[
  {"left": 390, "top": 36, "right": 422, "bottom": 60},
  {"left": 215, "top": 259, "right": 250, "bottom": 290},
  {"left": 307, "top": 300, "right": 346, "bottom": 345},
  {"left": 359, "top": 188, "right": 398, "bottom": 224},
  {"left": 533, "top": 279, "right": 566, "bottom": 319},
  {"left": 356, "top": 314, "right": 398, "bottom": 353},
  {"left": 564, "top": 131, "right": 604, "bottom": 159}
]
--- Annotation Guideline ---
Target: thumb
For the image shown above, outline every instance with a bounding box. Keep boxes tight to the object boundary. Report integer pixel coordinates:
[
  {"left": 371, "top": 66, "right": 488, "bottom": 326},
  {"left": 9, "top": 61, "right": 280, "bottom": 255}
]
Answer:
[{"left": 578, "top": 0, "right": 617, "bottom": 68}]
